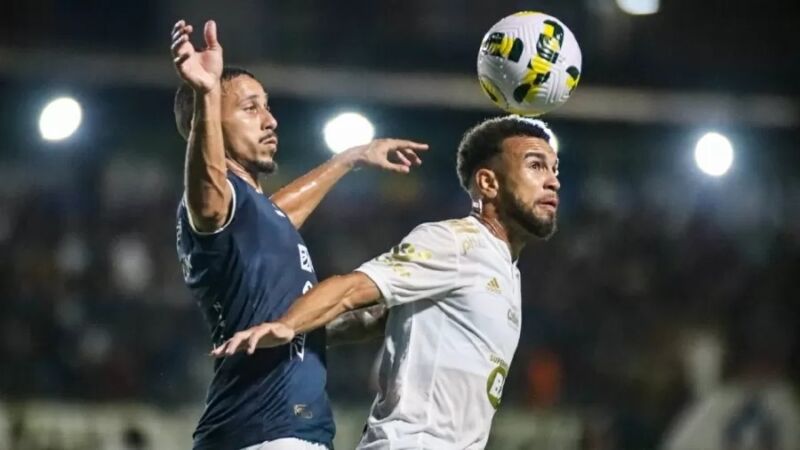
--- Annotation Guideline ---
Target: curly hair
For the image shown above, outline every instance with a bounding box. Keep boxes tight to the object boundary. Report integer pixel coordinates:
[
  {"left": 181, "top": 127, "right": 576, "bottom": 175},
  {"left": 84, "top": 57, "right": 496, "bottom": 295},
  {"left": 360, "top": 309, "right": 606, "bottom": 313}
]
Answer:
[{"left": 456, "top": 115, "right": 554, "bottom": 192}]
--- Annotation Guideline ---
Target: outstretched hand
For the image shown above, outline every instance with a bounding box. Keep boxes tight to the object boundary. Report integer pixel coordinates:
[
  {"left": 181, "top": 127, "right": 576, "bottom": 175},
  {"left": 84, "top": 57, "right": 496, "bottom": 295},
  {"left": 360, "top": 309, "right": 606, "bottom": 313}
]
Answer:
[
  {"left": 348, "top": 139, "right": 429, "bottom": 174},
  {"left": 211, "top": 322, "right": 296, "bottom": 357},
  {"left": 170, "top": 19, "right": 223, "bottom": 93}
]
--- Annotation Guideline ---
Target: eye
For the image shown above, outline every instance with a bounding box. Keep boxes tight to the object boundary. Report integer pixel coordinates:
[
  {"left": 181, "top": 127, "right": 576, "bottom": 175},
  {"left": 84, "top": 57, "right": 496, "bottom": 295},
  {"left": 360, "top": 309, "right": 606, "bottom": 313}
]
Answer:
[
  {"left": 529, "top": 161, "right": 545, "bottom": 171},
  {"left": 244, "top": 104, "right": 257, "bottom": 112}
]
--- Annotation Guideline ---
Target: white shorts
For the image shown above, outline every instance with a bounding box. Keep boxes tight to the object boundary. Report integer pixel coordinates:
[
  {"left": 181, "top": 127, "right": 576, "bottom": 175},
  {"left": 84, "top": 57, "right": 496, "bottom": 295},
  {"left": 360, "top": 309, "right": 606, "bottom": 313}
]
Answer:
[{"left": 241, "top": 437, "right": 329, "bottom": 450}]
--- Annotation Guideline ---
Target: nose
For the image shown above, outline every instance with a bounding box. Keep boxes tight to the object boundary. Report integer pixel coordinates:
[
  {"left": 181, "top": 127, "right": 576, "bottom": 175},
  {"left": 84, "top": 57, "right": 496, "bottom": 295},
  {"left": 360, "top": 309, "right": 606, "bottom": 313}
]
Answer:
[
  {"left": 545, "top": 170, "right": 560, "bottom": 192},
  {"left": 261, "top": 108, "right": 278, "bottom": 131}
]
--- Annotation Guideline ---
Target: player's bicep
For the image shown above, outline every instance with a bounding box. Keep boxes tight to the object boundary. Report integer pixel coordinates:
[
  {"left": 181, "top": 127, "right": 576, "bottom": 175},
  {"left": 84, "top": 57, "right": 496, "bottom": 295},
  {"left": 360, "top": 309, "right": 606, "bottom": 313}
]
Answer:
[
  {"left": 184, "top": 168, "right": 233, "bottom": 232},
  {"left": 184, "top": 178, "right": 237, "bottom": 235},
  {"left": 355, "top": 223, "right": 458, "bottom": 307}
]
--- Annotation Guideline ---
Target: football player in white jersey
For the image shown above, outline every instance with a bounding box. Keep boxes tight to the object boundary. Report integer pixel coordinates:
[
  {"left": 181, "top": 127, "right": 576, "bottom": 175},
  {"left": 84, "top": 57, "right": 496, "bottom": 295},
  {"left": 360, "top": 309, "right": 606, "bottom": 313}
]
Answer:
[{"left": 213, "top": 115, "right": 561, "bottom": 449}]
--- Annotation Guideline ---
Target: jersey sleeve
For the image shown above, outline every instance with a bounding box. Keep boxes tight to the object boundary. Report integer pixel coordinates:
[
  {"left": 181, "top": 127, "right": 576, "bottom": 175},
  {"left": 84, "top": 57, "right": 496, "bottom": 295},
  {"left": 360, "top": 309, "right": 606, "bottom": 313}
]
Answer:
[
  {"left": 183, "top": 177, "right": 242, "bottom": 237},
  {"left": 355, "top": 222, "right": 459, "bottom": 308}
]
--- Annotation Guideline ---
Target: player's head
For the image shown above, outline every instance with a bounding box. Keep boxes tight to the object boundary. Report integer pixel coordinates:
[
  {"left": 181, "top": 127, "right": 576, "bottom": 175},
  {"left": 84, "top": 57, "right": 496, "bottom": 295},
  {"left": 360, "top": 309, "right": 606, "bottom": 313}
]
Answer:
[
  {"left": 457, "top": 115, "right": 560, "bottom": 240},
  {"left": 174, "top": 66, "right": 278, "bottom": 175}
]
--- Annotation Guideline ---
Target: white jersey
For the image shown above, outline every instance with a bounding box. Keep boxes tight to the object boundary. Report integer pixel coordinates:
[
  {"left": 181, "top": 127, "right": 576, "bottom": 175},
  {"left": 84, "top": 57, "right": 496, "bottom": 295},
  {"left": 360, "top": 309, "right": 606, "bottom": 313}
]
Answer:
[
  {"left": 661, "top": 380, "right": 800, "bottom": 450},
  {"left": 355, "top": 216, "right": 522, "bottom": 450}
]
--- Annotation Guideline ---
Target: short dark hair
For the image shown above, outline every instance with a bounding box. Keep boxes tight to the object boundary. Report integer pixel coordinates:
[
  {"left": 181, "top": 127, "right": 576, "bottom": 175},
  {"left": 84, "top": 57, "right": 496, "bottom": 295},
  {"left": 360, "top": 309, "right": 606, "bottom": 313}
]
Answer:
[
  {"left": 456, "top": 115, "right": 554, "bottom": 192},
  {"left": 173, "top": 66, "right": 259, "bottom": 141}
]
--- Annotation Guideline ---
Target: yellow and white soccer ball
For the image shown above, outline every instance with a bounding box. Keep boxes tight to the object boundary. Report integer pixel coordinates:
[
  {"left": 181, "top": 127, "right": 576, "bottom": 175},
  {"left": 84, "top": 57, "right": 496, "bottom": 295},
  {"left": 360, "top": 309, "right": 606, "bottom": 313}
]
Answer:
[{"left": 477, "top": 11, "right": 582, "bottom": 116}]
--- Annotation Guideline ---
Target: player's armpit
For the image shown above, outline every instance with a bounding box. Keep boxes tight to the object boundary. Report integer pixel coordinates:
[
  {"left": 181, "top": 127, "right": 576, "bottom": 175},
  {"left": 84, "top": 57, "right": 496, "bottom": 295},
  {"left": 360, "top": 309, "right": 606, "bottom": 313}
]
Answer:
[{"left": 326, "top": 303, "right": 388, "bottom": 347}]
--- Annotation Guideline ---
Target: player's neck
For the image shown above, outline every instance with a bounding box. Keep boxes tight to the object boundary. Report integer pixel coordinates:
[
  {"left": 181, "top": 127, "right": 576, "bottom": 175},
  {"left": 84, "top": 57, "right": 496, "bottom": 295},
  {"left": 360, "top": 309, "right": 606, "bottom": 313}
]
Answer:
[
  {"left": 472, "top": 207, "right": 526, "bottom": 260},
  {"left": 226, "top": 159, "right": 262, "bottom": 193}
]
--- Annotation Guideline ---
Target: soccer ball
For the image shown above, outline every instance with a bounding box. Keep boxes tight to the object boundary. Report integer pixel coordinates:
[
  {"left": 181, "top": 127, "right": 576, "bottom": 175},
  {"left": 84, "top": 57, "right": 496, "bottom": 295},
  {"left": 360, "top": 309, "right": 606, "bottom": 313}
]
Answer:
[{"left": 477, "top": 12, "right": 582, "bottom": 116}]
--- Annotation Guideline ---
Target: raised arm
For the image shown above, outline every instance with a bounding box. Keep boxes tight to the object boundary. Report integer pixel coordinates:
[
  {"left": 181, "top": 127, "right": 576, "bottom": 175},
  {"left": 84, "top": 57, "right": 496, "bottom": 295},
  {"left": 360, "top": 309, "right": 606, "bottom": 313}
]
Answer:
[
  {"left": 212, "top": 272, "right": 381, "bottom": 356},
  {"left": 171, "top": 19, "right": 230, "bottom": 232},
  {"left": 270, "top": 139, "right": 428, "bottom": 229}
]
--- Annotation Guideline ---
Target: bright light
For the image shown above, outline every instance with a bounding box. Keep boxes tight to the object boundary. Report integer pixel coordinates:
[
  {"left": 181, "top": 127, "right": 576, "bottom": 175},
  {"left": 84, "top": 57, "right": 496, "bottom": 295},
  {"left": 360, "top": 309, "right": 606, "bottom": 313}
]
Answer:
[
  {"left": 616, "top": 0, "right": 660, "bottom": 15},
  {"left": 323, "top": 112, "right": 374, "bottom": 154},
  {"left": 39, "top": 97, "right": 82, "bottom": 141},
  {"left": 694, "top": 132, "right": 734, "bottom": 177}
]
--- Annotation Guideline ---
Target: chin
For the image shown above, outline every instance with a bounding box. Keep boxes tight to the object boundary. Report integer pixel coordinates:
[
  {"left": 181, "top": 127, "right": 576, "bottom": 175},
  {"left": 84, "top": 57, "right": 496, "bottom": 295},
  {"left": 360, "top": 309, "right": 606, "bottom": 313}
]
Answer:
[
  {"left": 257, "top": 160, "right": 277, "bottom": 174},
  {"left": 505, "top": 195, "right": 558, "bottom": 240},
  {"left": 245, "top": 158, "right": 277, "bottom": 175},
  {"left": 523, "top": 212, "right": 557, "bottom": 240}
]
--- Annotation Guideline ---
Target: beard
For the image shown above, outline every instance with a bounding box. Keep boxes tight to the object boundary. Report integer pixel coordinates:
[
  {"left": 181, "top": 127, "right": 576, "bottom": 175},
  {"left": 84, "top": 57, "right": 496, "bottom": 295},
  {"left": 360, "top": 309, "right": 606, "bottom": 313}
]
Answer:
[
  {"left": 226, "top": 146, "right": 278, "bottom": 176},
  {"left": 243, "top": 158, "right": 277, "bottom": 175},
  {"left": 253, "top": 159, "right": 277, "bottom": 175},
  {"left": 503, "top": 193, "right": 557, "bottom": 240}
]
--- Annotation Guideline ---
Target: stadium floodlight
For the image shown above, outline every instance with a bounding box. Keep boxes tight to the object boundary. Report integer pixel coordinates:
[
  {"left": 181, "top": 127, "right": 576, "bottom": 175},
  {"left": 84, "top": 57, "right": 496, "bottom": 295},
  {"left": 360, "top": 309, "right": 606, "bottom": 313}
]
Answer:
[
  {"left": 323, "top": 112, "right": 375, "bottom": 154},
  {"left": 39, "top": 97, "right": 82, "bottom": 141},
  {"left": 694, "top": 132, "right": 734, "bottom": 177},
  {"left": 615, "top": 0, "right": 660, "bottom": 15}
]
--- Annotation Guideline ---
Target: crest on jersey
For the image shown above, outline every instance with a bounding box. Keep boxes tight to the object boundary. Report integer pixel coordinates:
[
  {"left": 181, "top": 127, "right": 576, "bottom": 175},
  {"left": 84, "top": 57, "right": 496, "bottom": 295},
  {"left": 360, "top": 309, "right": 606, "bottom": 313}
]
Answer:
[
  {"left": 486, "top": 365, "right": 508, "bottom": 410},
  {"left": 293, "top": 404, "right": 313, "bottom": 419}
]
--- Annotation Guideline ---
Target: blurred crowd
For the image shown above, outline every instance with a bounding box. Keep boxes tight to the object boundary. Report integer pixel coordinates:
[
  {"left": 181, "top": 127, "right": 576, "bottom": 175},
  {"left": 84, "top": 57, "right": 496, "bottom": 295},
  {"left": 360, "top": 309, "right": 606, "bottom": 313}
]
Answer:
[{"left": 1, "top": 146, "right": 798, "bottom": 448}]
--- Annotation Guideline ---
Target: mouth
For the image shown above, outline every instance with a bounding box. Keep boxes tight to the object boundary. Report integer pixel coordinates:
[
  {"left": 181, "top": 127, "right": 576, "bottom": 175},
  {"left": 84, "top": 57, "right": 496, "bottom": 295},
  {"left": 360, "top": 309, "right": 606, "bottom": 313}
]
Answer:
[
  {"left": 536, "top": 197, "right": 559, "bottom": 212},
  {"left": 259, "top": 134, "right": 278, "bottom": 146}
]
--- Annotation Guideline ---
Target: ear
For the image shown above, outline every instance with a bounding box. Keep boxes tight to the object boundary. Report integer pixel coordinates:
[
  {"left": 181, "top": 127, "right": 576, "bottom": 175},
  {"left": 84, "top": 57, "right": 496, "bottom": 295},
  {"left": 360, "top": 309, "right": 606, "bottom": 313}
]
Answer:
[{"left": 474, "top": 167, "right": 499, "bottom": 200}]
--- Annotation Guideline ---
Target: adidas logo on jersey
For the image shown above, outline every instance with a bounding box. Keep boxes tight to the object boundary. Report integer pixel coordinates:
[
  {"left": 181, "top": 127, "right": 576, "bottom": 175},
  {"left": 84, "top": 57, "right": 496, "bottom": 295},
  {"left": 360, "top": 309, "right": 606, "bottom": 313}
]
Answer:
[{"left": 486, "top": 277, "right": 502, "bottom": 294}]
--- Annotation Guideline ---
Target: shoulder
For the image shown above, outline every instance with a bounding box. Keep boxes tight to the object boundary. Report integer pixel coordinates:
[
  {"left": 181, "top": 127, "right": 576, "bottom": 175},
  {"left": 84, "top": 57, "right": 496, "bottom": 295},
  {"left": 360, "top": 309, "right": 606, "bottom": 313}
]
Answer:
[
  {"left": 405, "top": 217, "right": 486, "bottom": 248},
  {"left": 226, "top": 173, "right": 251, "bottom": 209},
  {"left": 180, "top": 177, "right": 242, "bottom": 237},
  {"left": 403, "top": 220, "right": 458, "bottom": 250},
  {"left": 440, "top": 217, "right": 483, "bottom": 236}
]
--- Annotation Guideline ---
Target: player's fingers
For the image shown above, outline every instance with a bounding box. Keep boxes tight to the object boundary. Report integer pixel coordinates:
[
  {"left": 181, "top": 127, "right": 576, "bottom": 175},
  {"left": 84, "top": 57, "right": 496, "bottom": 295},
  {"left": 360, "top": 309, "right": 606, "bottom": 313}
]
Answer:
[
  {"left": 247, "top": 329, "right": 267, "bottom": 354},
  {"left": 403, "top": 148, "right": 423, "bottom": 166},
  {"left": 173, "top": 53, "right": 191, "bottom": 66},
  {"left": 388, "top": 139, "right": 429, "bottom": 151},
  {"left": 170, "top": 35, "right": 190, "bottom": 55},
  {"left": 204, "top": 20, "right": 219, "bottom": 48},
  {"left": 210, "top": 341, "right": 228, "bottom": 357},
  {"left": 225, "top": 333, "right": 247, "bottom": 355},
  {"left": 385, "top": 162, "right": 411, "bottom": 174},
  {"left": 171, "top": 24, "right": 190, "bottom": 43},
  {"left": 393, "top": 151, "right": 412, "bottom": 167},
  {"left": 226, "top": 340, "right": 244, "bottom": 355},
  {"left": 172, "top": 20, "right": 185, "bottom": 36}
]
